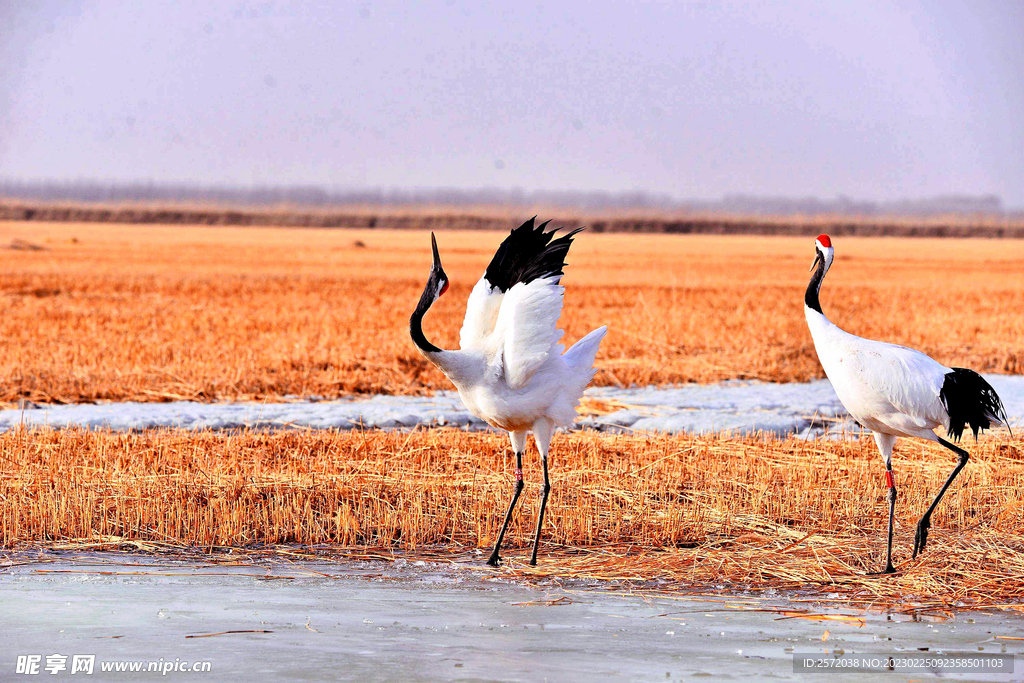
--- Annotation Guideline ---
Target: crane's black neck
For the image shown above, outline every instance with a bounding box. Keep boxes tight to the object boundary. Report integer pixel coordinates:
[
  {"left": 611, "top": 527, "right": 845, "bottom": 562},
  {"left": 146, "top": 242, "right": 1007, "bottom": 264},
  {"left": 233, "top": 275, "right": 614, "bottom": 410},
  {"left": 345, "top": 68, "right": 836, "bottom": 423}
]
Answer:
[
  {"left": 805, "top": 254, "right": 826, "bottom": 314},
  {"left": 410, "top": 282, "right": 442, "bottom": 354},
  {"left": 411, "top": 233, "right": 450, "bottom": 356}
]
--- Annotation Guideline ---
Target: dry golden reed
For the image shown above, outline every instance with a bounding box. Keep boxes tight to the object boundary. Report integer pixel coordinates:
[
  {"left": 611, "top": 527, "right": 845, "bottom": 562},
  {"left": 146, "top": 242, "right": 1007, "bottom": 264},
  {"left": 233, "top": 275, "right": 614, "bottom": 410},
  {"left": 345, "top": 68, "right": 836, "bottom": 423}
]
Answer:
[
  {"left": 3, "top": 427, "right": 1023, "bottom": 606},
  {"left": 3, "top": 221, "right": 1024, "bottom": 405}
]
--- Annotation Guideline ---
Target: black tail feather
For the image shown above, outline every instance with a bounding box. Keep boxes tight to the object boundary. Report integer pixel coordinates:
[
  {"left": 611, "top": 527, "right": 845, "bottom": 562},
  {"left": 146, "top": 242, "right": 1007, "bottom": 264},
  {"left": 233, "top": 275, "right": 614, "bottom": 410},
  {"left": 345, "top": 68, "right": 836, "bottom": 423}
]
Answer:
[
  {"left": 483, "top": 216, "right": 583, "bottom": 292},
  {"left": 940, "top": 368, "right": 1010, "bottom": 441}
]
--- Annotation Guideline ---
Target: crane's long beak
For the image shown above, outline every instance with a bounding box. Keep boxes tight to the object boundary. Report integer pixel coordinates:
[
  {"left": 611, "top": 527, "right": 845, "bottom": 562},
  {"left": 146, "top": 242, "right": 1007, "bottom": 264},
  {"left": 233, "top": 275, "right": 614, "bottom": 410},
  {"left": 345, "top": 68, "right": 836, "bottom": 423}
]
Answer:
[
  {"left": 431, "top": 232, "right": 442, "bottom": 270},
  {"left": 809, "top": 251, "right": 823, "bottom": 273}
]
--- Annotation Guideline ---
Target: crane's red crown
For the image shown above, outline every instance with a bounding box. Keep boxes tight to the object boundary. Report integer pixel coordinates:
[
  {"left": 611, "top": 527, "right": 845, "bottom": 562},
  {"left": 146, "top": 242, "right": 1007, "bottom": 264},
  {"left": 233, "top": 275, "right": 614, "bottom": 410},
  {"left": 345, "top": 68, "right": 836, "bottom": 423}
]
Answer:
[{"left": 816, "top": 234, "right": 832, "bottom": 248}]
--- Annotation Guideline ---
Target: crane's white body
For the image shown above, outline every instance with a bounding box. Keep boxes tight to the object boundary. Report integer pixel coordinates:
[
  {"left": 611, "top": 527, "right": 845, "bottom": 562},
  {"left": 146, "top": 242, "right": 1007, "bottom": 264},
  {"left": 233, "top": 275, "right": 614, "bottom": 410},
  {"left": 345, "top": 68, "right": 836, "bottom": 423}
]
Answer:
[
  {"left": 433, "top": 276, "right": 606, "bottom": 434},
  {"left": 411, "top": 221, "right": 607, "bottom": 566},
  {"left": 804, "top": 307, "right": 950, "bottom": 443},
  {"left": 803, "top": 234, "right": 1008, "bottom": 571}
]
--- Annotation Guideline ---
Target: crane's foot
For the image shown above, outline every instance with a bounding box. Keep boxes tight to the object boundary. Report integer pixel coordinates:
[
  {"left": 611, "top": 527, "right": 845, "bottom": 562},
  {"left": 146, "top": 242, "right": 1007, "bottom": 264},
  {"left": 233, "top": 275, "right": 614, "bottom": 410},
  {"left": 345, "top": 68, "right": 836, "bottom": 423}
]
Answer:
[
  {"left": 867, "top": 564, "right": 898, "bottom": 576},
  {"left": 485, "top": 553, "right": 501, "bottom": 567},
  {"left": 912, "top": 517, "right": 931, "bottom": 558}
]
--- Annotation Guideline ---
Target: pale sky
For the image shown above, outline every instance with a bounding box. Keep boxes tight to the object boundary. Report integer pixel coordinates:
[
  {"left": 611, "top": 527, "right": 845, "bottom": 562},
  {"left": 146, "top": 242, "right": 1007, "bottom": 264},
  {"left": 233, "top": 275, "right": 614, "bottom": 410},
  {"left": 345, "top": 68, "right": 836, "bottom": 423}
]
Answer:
[{"left": 1, "top": 0, "right": 1022, "bottom": 205}]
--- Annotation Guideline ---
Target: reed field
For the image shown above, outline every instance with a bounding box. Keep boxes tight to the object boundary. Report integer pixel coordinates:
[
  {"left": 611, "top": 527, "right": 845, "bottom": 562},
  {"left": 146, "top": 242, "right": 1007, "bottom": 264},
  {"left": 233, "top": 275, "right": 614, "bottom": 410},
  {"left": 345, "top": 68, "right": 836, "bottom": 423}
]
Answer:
[
  {"left": 3, "top": 219, "right": 1024, "bottom": 606},
  {"left": 2, "top": 221, "right": 1024, "bottom": 404},
  {"left": 2, "top": 426, "right": 1023, "bottom": 608}
]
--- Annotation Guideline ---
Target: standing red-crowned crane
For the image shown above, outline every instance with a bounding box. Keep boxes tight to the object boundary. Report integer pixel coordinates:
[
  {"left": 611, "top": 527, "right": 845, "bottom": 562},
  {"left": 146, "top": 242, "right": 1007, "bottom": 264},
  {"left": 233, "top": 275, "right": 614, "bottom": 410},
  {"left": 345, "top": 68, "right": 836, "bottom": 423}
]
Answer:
[
  {"left": 804, "top": 234, "right": 1010, "bottom": 574},
  {"left": 410, "top": 217, "right": 607, "bottom": 566}
]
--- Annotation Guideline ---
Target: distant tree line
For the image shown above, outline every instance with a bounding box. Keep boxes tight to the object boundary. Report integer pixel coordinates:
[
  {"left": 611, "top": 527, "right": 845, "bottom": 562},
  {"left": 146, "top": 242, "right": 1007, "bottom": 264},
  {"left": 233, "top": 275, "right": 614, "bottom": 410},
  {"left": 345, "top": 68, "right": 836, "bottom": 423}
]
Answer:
[{"left": 0, "top": 179, "right": 1008, "bottom": 217}]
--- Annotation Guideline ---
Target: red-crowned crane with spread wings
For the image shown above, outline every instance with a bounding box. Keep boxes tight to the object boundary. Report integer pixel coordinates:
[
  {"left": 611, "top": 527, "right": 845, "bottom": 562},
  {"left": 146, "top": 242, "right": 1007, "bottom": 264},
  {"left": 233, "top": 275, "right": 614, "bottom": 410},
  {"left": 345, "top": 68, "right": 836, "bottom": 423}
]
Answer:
[{"left": 410, "top": 218, "right": 607, "bottom": 566}]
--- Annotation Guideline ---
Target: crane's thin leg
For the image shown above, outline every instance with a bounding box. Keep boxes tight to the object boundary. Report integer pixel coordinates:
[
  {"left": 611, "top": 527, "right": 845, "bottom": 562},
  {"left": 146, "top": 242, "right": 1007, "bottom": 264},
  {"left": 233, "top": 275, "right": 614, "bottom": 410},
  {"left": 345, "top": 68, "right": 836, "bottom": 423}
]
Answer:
[
  {"left": 912, "top": 437, "right": 969, "bottom": 559},
  {"left": 529, "top": 456, "right": 550, "bottom": 566},
  {"left": 487, "top": 430, "right": 528, "bottom": 567},
  {"left": 529, "top": 419, "right": 555, "bottom": 566},
  {"left": 868, "top": 433, "right": 898, "bottom": 575}
]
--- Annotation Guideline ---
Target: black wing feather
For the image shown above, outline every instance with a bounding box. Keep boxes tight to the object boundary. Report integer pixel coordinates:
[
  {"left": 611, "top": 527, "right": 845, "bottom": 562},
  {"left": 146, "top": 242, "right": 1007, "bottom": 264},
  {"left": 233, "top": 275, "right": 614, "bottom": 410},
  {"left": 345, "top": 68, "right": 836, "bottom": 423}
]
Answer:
[
  {"left": 940, "top": 368, "right": 1010, "bottom": 441},
  {"left": 483, "top": 217, "right": 583, "bottom": 292}
]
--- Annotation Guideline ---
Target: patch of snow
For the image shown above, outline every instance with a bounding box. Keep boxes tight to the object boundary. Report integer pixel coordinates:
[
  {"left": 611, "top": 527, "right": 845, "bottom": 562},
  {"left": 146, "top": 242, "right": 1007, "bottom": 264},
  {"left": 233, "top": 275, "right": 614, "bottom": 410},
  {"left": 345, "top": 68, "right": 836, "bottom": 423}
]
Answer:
[
  {"left": 578, "top": 381, "right": 846, "bottom": 436},
  {"left": 3, "top": 375, "right": 1023, "bottom": 439},
  {"left": 0, "top": 394, "right": 482, "bottom": 432}
]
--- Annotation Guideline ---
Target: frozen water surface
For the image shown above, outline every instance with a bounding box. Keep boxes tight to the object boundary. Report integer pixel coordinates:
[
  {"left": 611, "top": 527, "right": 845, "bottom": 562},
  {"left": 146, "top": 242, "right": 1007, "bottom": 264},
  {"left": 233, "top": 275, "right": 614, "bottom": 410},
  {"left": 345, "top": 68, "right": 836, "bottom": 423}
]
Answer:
[
  {"left": 1, "top": 554, "right": 1022, "bottom": 682},
  {"left": 3, "top": 375, "right": 1024, "bottom": 438}
]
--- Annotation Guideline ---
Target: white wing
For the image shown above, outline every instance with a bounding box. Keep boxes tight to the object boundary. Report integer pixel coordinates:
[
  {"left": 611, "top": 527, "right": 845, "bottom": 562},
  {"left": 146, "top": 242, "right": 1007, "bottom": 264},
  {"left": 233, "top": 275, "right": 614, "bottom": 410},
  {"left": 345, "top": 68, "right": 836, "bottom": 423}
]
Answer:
[
  {"left": 852, "top": 340, "right": 949, "bottom": 426},
  {"left": 459, "top": 277, "right": 503, "bottom": 351},
  {"left": 493, "top": 276, "right": 565, "bottom": 390},
  {"left": 811, "top": 311, "right": 951, "bottom": 432}
]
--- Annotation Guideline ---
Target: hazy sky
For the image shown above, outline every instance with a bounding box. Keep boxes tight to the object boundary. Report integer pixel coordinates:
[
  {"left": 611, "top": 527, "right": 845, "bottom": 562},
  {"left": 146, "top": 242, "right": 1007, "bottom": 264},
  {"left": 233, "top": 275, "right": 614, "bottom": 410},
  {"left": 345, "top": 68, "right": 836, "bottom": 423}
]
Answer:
[{"left": 2, "top": 1, "right": 1022, "bottom": 205}]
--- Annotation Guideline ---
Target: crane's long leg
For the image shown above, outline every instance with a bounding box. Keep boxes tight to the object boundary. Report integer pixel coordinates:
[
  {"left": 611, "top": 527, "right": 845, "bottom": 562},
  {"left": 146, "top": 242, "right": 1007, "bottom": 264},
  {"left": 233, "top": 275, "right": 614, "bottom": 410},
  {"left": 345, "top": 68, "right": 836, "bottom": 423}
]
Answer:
[
  {"left": 912, "top": 437, "right": 969, "bottom": 558},
  {"left": 868, "top": 433, "right": 898, "bottom": 575},
  {"left": 529, "top": 419, "right": 555, "bottom": 566},
  {"left": 486, "top": 430, "right": 528, "bottom": 567}
]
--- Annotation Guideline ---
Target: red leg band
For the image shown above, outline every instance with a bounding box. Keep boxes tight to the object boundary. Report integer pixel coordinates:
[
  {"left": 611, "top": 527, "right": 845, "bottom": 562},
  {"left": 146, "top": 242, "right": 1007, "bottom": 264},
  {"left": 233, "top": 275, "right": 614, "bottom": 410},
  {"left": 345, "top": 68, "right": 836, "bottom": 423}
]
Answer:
[
  {"left": 885, "top": 470, "right": 895, "bottom": 488},
  {"left": 514, "top": 467, "right": 523, "bottom": 483}
]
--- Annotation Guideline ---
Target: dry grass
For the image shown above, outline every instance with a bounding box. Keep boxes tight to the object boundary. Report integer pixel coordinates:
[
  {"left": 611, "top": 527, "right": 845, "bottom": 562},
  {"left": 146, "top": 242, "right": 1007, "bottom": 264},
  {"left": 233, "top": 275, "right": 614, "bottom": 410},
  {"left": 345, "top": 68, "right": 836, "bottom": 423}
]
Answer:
[
  {"left": 3, "top": 427, "right": 1023, "bottom": 607},
  {"left": 2, "top": 221, "right": 1024, "bottom": 404},
  {"left": 5, "top": 219, "right": 1023, "bottom": 610}
]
